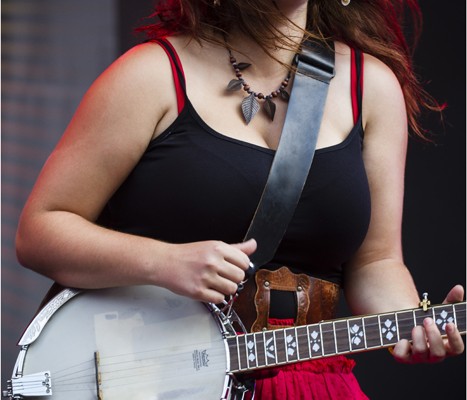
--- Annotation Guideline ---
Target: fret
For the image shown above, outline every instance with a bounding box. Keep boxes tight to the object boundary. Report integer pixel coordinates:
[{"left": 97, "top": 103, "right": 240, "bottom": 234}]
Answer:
[
  {"left": 414, "top": 308, "right": 431, "bottom": 328},
  {"left": 237, "top": 334, "right": 248, "bottom": 370},
  {"left": 454, "top": 303, "right": 466, "bottom": 333},
  {"left": 284, "top": 328, "right": 299, "bottom": 363},
  {"left": 396, "top": 311, "right": 414, "bottom": 341},
  {"left": 395, "top": 312, "right": 400, "bottom": 341},
  {"left": 333, "top": 323, "right": 338, "bottom": 354},
  {"left": 227, "top": 336, "right": 240, "bottom": 372},
  {"left": 307, "top": 324, "right": 323, "bottom": 357},
  {"left": 296, "top": 326, "right": 310, "bottom": 360},
  {"left": 263, "top": 330, "right": 277, "bottom": 366},
  {"left": 255, "top": 332, "right": 266, "bottom": 367},
  {"left": 275, "top": 330, "right": 287, "bottom": 364},
  {"left": 363, "top": 316, "right": 380, "bottom": 348},
  {"left": 348, "top": 317, "right": 366, "bottom": 351},
  {"left": 334, "top": 320, "right": 350, "bottom": 353},
  {"left": 321, "top": 322, "right": 336, "bottom": 356},
  {"left": 236, "top": 335, "right": 242, "bottom": 370},
  {"left": 431, "top": 306, "right": 436, "bottom": 322},
  {"left": 245, "top": 333, "right": 258, "bottom": 369},
  {"left": 378, "top": 313, "right": 398, "bottom": 346}
]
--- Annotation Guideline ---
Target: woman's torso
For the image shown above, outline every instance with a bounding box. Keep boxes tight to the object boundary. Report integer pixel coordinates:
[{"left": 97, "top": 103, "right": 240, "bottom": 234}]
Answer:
[{"left": 97, "top": 39, "right": 371, "bottom": 286}]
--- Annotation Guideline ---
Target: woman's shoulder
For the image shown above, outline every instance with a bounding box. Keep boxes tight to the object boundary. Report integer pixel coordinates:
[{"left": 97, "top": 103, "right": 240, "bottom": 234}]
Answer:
[
  {"left": 361, "top": 52, "right": 403, "bottom": 99},
  {"left": 83, "top": 39, "right": 184, "bottom": 130},
  {"left": 330, "top": 43, "right": 406, "bottom": 135},
  {"left": 334, "top": 42, "right": 401, "bottom": 94},
  {"left": 106, "top": 41, "right": 176, "bottom": 87},
  {"left": 109, "top": 35, "right": 194, "bottom": 96},
  {"left": 359, "top": 52, "right": 406, "bottom": 128}
]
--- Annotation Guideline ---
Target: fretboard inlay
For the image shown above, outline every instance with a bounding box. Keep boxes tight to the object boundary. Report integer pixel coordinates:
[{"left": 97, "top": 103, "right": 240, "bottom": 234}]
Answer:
[
  {"left": 309, "top": 329, "right": 321, "bottom": 355},
  {"left": 350, "top": 322, "right": 364, "bottom": 346},
  {"left": 434, "top": 308, "right": 454, "bottom": 332}
]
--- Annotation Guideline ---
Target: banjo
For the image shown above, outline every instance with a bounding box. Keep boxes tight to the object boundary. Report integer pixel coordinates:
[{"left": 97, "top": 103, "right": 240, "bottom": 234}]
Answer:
[{"left": 3, "top": 285, "right": 466, "bottom": 399}]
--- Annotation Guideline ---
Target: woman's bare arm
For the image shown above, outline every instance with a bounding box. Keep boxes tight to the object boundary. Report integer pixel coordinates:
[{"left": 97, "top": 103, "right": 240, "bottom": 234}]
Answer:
[
  {"left": 343, "top": 53, "right": 464, "bottom": 361},
  {"left": 16, "top": 42, "right": 253, "bottom": 303}
]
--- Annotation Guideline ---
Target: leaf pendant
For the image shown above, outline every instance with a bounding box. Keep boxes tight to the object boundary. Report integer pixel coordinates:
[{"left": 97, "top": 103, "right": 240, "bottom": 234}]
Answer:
[
  {"left": 241, "top": 93, "right": 260, "bottom": 125},
  {"left": 237, "top": 62, "right": 251, "bottom": 70},
  {"left": 263, "top": 98, "right": 276, "bottom": 121},
  {"left": 227, "top": 79, "right": 243, "bottom": 91},
  {"left": 279, "top": 88, "right": 290, "bottom": 102}
]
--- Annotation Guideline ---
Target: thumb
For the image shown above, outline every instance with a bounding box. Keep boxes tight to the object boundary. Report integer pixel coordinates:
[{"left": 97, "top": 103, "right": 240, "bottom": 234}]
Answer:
[
  {"left": 231, "top": 238, "right": 257, "bottom": 256},
  {"left": 442, "top": 284, "right": 464, "bottom": 304}
]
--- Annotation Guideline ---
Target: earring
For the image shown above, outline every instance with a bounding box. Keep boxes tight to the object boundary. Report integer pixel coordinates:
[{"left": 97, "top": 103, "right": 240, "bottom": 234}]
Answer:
[{"left": 341, "top": 0, "right": 350, "bottom": 5}]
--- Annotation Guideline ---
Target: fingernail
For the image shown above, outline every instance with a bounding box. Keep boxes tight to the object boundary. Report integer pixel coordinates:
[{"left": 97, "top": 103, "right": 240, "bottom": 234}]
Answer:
[{"left": 424, "top": 317, "right": 434, "bottom": 326}]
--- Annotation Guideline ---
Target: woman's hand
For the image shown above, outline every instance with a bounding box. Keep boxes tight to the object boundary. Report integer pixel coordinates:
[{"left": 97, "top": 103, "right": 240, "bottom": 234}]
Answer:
[
  {"left": 158, "top": 239, "right": 257, "bottom": 304},
  {"left": 391, "top": 285, "right": 465, "bottom": 363}
]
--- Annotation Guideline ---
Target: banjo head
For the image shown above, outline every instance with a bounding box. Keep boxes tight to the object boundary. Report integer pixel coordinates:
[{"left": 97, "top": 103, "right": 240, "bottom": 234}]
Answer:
[{"left": 13, "top": 286, "right": 232, "bottom": 400}]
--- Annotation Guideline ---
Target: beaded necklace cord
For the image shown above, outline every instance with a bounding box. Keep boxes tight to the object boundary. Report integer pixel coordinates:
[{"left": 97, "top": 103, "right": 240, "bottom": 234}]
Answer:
[{"left": 226, "top": 48, "right": 295, "bottom": 124}]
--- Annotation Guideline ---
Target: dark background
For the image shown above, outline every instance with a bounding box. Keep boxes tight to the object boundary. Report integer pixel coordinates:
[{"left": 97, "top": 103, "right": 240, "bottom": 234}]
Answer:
[{"left": 2, "top": 0, "right": 465, "bottom": 398}]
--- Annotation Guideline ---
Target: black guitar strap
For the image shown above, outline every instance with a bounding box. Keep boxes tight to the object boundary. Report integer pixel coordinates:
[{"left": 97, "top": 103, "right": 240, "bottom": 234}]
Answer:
[{"left": 243, "top": 40, "right": 335, "bottom": 275}]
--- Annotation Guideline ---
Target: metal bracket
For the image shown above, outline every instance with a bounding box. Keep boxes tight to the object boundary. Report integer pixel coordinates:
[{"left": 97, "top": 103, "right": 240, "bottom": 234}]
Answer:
[{"left": 2, "top": 371, "right": 52, "bottom": 399}]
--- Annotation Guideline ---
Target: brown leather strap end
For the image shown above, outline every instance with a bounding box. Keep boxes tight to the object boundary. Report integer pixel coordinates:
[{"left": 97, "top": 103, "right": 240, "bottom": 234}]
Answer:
[{"left": 233, "top": 266, "right": 340, "bottom": 332}]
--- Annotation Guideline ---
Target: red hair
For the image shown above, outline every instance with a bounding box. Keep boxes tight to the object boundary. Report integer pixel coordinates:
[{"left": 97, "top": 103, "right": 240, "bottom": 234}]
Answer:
[{"left": 139, "top": 0, "right": 442, "bottom": 139}]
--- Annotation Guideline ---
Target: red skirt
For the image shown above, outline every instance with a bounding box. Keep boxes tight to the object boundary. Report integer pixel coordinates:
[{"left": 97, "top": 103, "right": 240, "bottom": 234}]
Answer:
[{"left": 245, "top": 355, "right": 368, "bottom": 400}]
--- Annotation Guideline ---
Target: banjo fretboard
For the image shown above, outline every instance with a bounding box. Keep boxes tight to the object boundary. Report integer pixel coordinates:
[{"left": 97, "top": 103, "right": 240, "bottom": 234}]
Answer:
[{"left": 227, "top": 302, "right": 466, "bottom": 373}]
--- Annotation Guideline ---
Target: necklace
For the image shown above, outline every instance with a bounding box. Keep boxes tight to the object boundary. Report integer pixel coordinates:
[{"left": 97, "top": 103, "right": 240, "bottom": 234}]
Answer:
[{"left": 226, "top": 48, "right": 292, "bottom": 124}]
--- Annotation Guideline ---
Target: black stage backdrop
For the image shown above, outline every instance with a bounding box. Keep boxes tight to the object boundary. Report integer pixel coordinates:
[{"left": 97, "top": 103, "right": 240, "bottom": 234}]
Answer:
[{"left": 2, "top": 1, "right": 465, "bottom": 398}]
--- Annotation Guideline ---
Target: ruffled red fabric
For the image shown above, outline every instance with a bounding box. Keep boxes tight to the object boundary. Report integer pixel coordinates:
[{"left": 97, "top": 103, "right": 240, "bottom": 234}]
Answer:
[
  {"left": 243, "top": 317, "right": 369, "bottom": 399},
  {"left": 245, "top": 355, "right": 368, "bottom": 400}
]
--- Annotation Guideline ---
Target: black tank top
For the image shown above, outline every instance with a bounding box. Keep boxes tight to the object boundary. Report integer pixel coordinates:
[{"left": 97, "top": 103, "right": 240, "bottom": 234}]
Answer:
[{"left": 97, "top": 40, "right": 371, "bottom": 286}]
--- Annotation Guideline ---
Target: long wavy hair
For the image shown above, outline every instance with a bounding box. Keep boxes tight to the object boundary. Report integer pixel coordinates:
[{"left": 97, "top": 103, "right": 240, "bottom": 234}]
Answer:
[{"left": 139, "top": 0, "right": 441, "bottom": 139}]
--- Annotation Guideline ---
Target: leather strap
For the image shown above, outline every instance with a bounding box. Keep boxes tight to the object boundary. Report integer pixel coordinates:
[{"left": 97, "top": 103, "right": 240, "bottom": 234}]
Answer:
[
  {"left": 244, "top": 40, "right": 335, "bottom": 273},
  {"left": 233, "top": 266, "right": 340, "bottom": 332}
]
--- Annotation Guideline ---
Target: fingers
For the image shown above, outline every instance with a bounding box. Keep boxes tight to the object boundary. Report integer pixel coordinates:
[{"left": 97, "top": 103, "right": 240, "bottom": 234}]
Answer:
[
  {"left": 392, "top": 317, "right": 465, "bottom": 364},
  {"left": 205, "top": 239, "right": 257, "bottom": 300},
  {"left": 172, "top": 239, "right": 257, "bottom": 303},
  {"left": 180, "top": 262, "right": 241, "bottom": 304},
  {"left": 391, "top": 339, "right": 412, "bottom": 363},
  {"left": 417, "top": 318, "right": 444, "bottom": 362},
  {"left": 445, "top": 322, "right": 466, "bottom": 356},
  {"left": 229, "top": 239, "right": 257, "bottom": 264},
  {"left": 391, "top": 287, "right": 465, "bottom": 364},
  {"left": 218, "top": 239, "right": 256, "bottom": 280},
  {"left": 216, "top": 239, "right": 254, "bottom": 277},
  {"left": 199, "top": 288, "right": 230, "bottom": 305},
  {"left": 208, "top": 274, "right": 241, "bottom": 297},
  {"left": 442, "top": 284, "right": 465, "bottom": 304}
]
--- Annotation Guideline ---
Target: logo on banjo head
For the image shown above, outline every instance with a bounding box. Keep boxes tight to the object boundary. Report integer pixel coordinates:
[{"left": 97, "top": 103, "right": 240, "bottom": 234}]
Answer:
[{"left": 192, "top": 349, "right": 210, "bottom": 371}]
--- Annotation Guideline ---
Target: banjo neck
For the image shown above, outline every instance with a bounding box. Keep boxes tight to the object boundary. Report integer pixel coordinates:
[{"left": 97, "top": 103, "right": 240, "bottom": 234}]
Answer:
[{"left": 227, "top": 301, "right": 466, "bottom": 373}]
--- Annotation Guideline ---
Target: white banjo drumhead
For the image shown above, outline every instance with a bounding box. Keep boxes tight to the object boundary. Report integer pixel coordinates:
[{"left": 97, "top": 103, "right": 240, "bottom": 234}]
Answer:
[{"left": 20, "top": 286, "right": 230, "bottom": 400}]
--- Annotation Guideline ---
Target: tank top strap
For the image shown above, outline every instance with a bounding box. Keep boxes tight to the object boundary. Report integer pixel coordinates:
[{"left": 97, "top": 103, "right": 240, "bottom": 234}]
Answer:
[
  {"left": 350, "top": 48, "right": 364, "bottom": 125},
  {"left": 152, "top": 38, "right": 187, "bottom": 114}
]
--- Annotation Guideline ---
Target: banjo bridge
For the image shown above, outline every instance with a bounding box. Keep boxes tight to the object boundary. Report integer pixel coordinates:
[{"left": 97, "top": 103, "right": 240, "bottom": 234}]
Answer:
[{"left": 94, "top": 351, "right": 103, "bottom": 400}]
